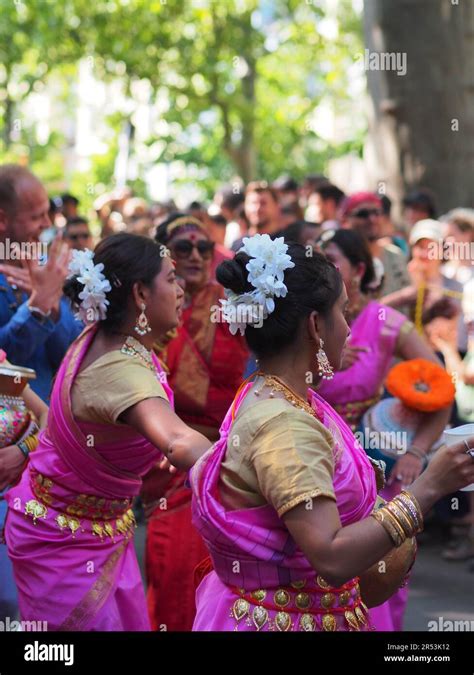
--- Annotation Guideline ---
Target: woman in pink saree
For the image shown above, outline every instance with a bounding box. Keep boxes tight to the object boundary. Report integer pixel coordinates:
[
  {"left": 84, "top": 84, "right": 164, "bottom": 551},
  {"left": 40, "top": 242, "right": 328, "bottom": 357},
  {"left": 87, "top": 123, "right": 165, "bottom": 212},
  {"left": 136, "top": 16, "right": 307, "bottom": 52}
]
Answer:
[
  {"left": 317, "top": 230, "right": 451, "bottom": 630},
  {"left": 4, "top": 233, "right": 210, "bottom": 631},
  {"left": 191, "top": 237, "right": 473, "bottom": 632}
]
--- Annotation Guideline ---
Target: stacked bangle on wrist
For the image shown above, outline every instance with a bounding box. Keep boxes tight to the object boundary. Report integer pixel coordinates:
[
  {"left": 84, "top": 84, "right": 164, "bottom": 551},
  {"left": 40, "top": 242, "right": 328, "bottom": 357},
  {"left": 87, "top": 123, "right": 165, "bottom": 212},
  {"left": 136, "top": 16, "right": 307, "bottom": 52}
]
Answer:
[
  {"left": 371, "top": 490, "right": 424, "bottom": 547},
  {"left": 16, "top": 428, "right": 39, "bottom": 461}
]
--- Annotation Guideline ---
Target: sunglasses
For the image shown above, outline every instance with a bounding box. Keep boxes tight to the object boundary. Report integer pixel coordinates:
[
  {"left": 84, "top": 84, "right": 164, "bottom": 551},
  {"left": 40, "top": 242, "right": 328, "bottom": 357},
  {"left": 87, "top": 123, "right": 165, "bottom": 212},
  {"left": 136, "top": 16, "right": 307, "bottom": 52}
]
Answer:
[
  {"left": 170, "top": 239, "right": 215, "bottom": 260},
  {"left": 350, "top": 208, "right": 382, "bottom": 219}
]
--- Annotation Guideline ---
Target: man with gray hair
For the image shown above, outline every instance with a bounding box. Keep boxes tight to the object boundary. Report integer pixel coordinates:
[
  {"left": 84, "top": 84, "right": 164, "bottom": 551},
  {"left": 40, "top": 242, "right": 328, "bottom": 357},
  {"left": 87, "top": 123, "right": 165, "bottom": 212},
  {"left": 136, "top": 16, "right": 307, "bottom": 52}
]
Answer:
[{"left": 0, "top": 164, "right": 82, "bottom": 401}]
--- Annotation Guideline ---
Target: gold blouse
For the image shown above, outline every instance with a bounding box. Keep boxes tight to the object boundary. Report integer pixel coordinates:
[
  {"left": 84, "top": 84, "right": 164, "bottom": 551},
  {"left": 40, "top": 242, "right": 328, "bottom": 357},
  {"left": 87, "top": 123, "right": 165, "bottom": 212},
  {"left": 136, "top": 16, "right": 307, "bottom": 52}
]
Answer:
[
  {"left": 71, "top": 350, "right": 169, "bottom": 425},
  {"left": 219, "top": 398, "right": 336, "bottom": 518}
]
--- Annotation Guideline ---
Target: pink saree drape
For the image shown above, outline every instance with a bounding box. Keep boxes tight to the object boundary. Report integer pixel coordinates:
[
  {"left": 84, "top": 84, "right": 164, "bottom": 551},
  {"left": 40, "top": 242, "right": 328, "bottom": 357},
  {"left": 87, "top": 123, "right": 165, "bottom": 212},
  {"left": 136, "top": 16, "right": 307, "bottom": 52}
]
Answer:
[
  {"left": 4, "top": 325, "right": 171, "bottom": 631},
  {"left": 190, "top": 383, "right": 378, "bottom": 631},
  {"left": 318, "top": 301, "right": 409, "bottom": 631}
]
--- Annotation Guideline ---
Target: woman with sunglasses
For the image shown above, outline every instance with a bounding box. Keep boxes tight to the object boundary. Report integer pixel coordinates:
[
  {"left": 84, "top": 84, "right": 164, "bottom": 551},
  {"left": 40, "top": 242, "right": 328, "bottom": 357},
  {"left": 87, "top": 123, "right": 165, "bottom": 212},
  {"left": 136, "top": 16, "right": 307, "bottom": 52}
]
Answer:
[{"left": 143, "top": 213, "right": 248, "bottom": 631}]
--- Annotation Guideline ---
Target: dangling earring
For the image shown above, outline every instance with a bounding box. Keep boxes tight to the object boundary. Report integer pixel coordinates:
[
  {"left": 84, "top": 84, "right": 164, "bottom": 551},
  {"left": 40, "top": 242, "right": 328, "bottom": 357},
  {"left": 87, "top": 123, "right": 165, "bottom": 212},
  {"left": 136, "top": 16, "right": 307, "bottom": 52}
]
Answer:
[
  {"left": 316, "top": 339, "right": 334, "bottom": 380},
  {"left": 134, "top": 303, "right": 151, "bottom": 336}
]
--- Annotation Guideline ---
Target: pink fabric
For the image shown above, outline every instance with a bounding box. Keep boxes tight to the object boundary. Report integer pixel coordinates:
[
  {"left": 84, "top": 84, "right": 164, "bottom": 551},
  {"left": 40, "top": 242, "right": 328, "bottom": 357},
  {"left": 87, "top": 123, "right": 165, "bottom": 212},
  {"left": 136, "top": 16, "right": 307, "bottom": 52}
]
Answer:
[
  {"left": 318, "top": 302, "right": 407, "bottom": 407},
  {"left": 190, "top": 384, "right": 378, "bottom": 631},
  {"left": 318, "top": 302, "right": 409, "bottom": 631},
  {"left": 5, "top": 326, "right": 172, "bottom": 631}
]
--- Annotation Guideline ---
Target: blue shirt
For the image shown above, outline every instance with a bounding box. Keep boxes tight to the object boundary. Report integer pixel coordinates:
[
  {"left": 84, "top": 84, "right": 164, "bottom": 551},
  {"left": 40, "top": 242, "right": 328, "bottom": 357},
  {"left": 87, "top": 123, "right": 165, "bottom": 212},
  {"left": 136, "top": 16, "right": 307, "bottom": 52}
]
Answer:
[{"left": 0, "top": 274, "right": 83, "bottom": 402}]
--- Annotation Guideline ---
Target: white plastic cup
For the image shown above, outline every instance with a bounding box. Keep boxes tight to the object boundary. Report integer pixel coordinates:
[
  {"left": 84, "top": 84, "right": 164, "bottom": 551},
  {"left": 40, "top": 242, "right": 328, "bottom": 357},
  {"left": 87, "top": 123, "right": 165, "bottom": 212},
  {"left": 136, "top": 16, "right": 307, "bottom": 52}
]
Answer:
[{"left": 443, "top": 424, "right": 474, "bottom": 492}]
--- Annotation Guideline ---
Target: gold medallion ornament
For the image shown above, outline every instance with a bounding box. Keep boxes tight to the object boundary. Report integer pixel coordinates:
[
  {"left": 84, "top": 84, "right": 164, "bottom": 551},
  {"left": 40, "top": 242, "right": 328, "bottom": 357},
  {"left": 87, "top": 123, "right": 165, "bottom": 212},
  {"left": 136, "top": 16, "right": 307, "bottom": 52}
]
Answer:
[
  {"left": 317, "top": 575, "right": 331, "bottom": 590},
  {"left": 295, "top": 592, "right": 312, "bottom": 610},
  {"left": 252, "top": 606, "right": 269, "bottom": 631},
  {"left": 231, "top": 598, "right": 250, "bottom": 622},
  {"left": 275, "top": 611, "right": 292, "bottom": 632},
  {"left": 322, "top": 613, "right": 337, "bottom": 631},
  {"left": 274, "top": 590, "right": 290, "bottom": 607},
  {"left": 339, "top": 591, "right": 351, "bottom": 606},
  {"left": 299, "top": 614, "right": 316, "bottom": 632},
  {"left": 344, "top": 610, "right": 360, "bottom": 631},
  {"left": 320, "top": 592, "right": 336, "bottom": 609},
  {"left": 290, "top": 579, "right": 306, "bottom": 590},
  {"left": 92, "top": 522, "right": 104, "bottom": 539},
  {"left": 24, "top": 499, "right": 47, "bottom": 524},
  {"left": 251, "top": 589, "right": 267, "bottom": 602}
]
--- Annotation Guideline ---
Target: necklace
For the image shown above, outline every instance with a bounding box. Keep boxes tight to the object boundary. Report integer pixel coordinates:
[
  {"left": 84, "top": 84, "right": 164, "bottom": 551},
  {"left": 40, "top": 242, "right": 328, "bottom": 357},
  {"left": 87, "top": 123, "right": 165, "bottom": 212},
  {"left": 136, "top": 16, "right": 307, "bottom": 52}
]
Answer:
[
  {"left": 120, "top": 335, "right": 155, "bottom": 372},
  {"left": 254, "top": 372, "right": 316, "bottom": 418}
]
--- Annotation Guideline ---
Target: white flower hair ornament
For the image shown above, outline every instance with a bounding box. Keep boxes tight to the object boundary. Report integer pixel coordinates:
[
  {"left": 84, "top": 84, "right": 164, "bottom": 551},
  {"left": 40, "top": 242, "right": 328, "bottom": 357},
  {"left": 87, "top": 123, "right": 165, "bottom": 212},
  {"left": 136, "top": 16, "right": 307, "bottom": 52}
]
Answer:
[
  {"left": 220, "top": 233, "right": 295, "bottom": 336},
  {"left": 68, "top": 249, "right": 112, "bottom": 323}
]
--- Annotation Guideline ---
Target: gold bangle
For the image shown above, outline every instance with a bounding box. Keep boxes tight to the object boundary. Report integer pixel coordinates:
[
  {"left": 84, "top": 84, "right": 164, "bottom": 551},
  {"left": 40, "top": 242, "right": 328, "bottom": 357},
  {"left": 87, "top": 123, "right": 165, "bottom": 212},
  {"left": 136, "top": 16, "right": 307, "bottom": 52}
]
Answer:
[
  {"left": 24, "top": 434, "right": 38, "bottom": 453},
  {"left": 371, "top": 509, "right": 405, "bottom": 547},
  {"left": 382, "top": 508, "right": 407, "bottom": 543},
  {"left": 20, "top": 433, "right": 39, "bottom": 454},
  {"left": 392, "top": 497, "right": 421, "bottom": 533},
  {"left": 398, "top": 491, "right": 423, "bottom": 531},
  {"left": 385, "top": 501, "right": 416, "bottom": 538},
  {"left": 392, "top": 498, "right": 418, "bottom": 537}
]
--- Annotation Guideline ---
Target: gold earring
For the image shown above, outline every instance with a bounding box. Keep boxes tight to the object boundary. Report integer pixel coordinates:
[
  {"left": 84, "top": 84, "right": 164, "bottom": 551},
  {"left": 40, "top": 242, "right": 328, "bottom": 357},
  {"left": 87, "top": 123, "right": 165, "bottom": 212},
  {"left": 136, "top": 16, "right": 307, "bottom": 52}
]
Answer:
[
  {"left": 134, "top": 303, "right": 151, "bottom": 336},
  {"left": 316, "top": 339, "right": 334, "bottom": 380}
]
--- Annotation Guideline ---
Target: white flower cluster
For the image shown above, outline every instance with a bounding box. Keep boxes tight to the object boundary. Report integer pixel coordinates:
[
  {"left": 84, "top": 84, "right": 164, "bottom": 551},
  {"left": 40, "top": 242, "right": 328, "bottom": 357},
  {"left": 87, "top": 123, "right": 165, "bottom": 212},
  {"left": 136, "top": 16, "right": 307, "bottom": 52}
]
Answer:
[
  {"left": 220, "top": 233, "right": 295, "bottom": 336},
  {"left": 68, "top": 249, "right": 112, "bottom": 323}
]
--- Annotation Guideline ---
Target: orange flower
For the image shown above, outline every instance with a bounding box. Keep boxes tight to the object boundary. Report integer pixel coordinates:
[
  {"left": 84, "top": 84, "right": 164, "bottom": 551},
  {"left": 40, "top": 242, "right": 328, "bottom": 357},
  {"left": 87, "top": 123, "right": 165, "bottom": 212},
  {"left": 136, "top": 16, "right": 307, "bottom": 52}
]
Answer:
[{"left": 385, "top": 359, "right": 455, "bottom": 412}]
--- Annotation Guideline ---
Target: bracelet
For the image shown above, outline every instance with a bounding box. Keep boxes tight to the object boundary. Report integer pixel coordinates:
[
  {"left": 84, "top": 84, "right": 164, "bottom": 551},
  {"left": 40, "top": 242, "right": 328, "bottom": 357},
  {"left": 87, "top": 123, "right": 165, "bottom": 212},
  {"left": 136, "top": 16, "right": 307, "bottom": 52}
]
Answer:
[
  {"left": 383, "top": 508, "right": 408, "bottom": 543},
  {"left": 23, "top": 433, "right": 39, "bottom": 453},
  {"left": 391, "top": 497, "right": 420, "bottom": 533},
  {"left": 28, "top": 303, "right": 52, "bottom": 322},
  {"left": 371, "top": 509, "right": 405, "bottom": 547},
  {"left": 16, "top": 440, "right": 30, "bottom": 461},
  {"left": 407, "top": 445, "right": 428, "bottom": 462},
  {"left": 385, "top": 501, "right": 416, "bottom": 538},
  {"left": 398, "top": 490, "right": 424, "bottom": 532}
]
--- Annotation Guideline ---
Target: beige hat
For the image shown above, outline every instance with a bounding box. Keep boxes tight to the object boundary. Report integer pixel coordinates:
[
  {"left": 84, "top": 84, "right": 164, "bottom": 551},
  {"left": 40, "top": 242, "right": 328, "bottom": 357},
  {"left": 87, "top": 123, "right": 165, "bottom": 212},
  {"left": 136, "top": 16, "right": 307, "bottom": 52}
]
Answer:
[{"left": 409, "top": 218, "right": 444, "bottom": 245}]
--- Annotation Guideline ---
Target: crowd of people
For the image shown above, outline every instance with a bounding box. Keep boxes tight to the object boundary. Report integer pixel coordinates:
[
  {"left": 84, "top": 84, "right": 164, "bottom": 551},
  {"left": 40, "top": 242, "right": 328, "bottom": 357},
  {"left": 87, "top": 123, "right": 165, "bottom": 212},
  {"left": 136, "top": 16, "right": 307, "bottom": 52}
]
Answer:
[{"left": 0, "top": 162, "right": 473, "bottom": 632}]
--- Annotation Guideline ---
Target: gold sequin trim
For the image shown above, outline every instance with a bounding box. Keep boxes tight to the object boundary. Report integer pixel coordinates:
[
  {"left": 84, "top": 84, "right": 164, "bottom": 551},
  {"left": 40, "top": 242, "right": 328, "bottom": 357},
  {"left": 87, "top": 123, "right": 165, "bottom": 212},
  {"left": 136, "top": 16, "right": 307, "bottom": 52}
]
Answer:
[{"left": 277, "top": 489, "right": 336, "bottom": 518}]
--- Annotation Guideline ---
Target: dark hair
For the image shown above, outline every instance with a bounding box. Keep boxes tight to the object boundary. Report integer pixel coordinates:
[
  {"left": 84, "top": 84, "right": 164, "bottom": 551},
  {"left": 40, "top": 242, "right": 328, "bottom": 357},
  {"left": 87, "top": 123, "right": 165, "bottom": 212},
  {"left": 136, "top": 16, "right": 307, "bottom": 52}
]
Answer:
[
  {"left": 187, "top": 200, "right": 205, "bottom": 211},
  {"left": 272, "top": 175, "right": 299, "bottom": 192},
  {"left": 245, "top": 181, "right": 278, "bottom": 202},
  {"left": 155, "top": 211, "right": 207, "bottom": 245},
  {"left": 302, "top": 174, "right": 330, "bottom": 190},
  {"left": 63, "top": 233, "right": 164, "bottom": 333},
  {"left": 61, "top": 193, "right": 79, "bottom": 206},
  {"left": 319, "top": 229, "right": 375, "bottom": 293},
  {"left": 313, "top": 183, "right": 345, "bottom": 205},
  {"left": 403, "top": 188, "right": 436, "bottom": 218},
  {"left": 216, "top": 243, "right": 342, "bottom": 359},
  {"left": 217, "top": 186, "right": 244, "bottom": 211},
  {"left": 278, "top": 220, "right": 319, "bottom": 245},
  {"left": 379, "top": 194, "right": 392, "bottom": 216},
  {"left": 65, "top": 216, "right": 89, "bottom": 229},
  {"left": 209, "top": 213, "right": 227, "bottom": 228}
]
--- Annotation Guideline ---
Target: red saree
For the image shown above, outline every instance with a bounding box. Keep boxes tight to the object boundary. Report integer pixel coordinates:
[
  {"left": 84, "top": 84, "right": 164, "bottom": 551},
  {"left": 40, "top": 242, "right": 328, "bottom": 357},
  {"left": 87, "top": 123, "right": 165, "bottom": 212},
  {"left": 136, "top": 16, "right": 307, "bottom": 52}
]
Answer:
[{"left": 144, "top": 281, "right": 248, "bottom": 631}]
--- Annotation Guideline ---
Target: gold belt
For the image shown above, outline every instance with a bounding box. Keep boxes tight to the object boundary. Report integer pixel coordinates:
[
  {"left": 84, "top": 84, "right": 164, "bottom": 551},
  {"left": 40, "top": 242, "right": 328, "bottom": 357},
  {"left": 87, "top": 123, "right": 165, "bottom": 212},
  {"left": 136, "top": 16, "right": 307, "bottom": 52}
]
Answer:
[
  {"left": 229, "top": 575, "right": 373, "bottom": 632},
  {"left": 24, "top": 470, "right": 136, "bottom": 540}
]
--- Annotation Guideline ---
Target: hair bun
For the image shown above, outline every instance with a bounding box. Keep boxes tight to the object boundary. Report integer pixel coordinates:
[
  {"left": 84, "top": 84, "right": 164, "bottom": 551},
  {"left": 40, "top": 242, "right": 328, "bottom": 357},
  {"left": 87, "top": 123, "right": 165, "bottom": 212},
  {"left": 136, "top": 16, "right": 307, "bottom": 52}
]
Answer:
[
  {"left": 216, "top": 252, "right": 251, "bottom": 295},
  {"left": 63, "top": 275, "right": 83, "bottom": 308}
]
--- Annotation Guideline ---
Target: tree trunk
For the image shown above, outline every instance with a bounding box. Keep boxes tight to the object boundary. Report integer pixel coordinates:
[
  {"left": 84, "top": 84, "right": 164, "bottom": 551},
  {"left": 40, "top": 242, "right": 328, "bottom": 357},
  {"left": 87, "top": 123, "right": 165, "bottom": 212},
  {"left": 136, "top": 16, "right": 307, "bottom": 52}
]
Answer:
[{"left": 363, "top": 0, "right": 474, "bottom": 215}]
